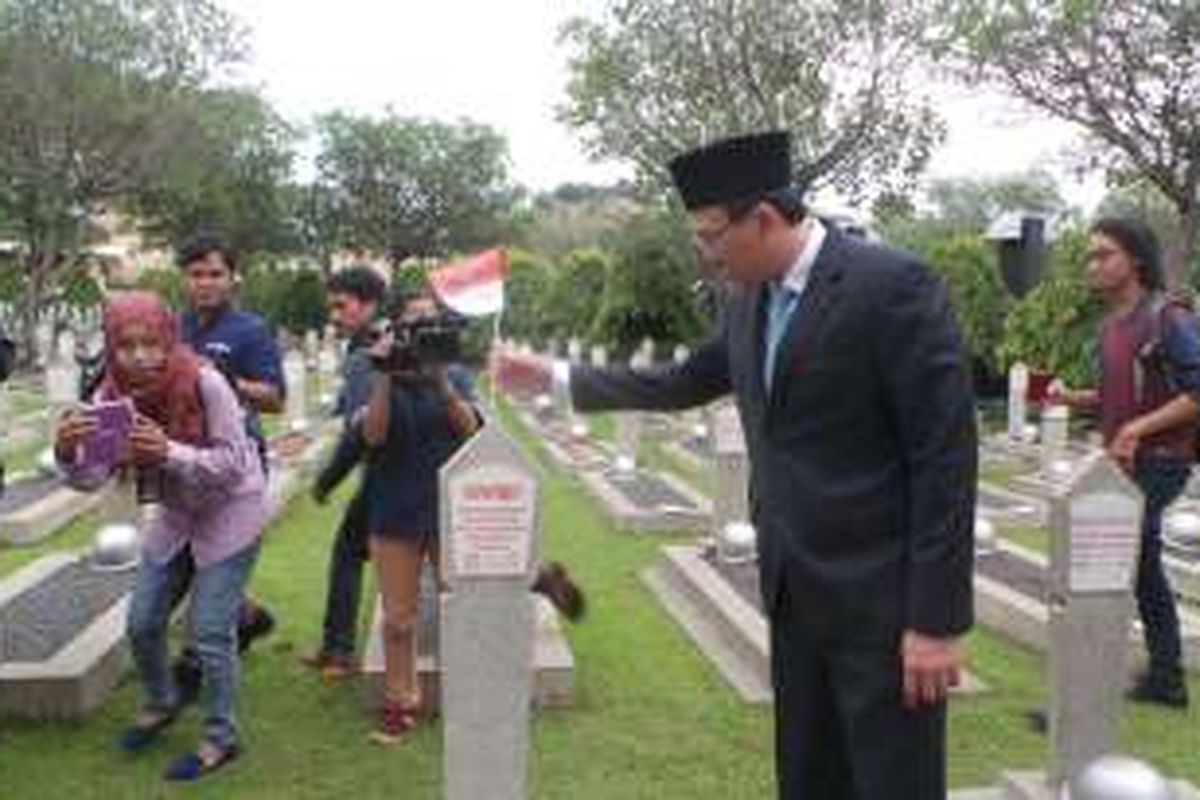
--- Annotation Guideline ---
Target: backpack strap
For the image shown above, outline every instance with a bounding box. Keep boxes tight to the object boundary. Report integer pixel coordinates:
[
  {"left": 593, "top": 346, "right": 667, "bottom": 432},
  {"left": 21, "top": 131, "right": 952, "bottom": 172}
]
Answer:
[
  {"left": 1133, "top": 293, "right": 1168, "bottom": 405},
  {"left": 1134, "top": 292, "right": 1193, "bottom": 404}
]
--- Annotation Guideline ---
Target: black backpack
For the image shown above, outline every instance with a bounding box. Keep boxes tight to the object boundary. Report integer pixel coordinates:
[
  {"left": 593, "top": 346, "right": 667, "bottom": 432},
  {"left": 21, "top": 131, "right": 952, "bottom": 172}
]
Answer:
[{"left": 1133, "top": 292, "right": 1200, "bottom": 461}]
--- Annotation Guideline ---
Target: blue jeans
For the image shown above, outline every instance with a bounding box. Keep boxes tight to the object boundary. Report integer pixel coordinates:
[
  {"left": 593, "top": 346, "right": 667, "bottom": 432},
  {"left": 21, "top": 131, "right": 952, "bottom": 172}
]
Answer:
[
  {"left": 1132, "top": 459, "right": 1190, "bottom": 683},
  {"left": 127, "top": 541, "right": 261, "bottom": 749},
  {"left": 321, "top": 486, "right": 367, "bottom": 658}
]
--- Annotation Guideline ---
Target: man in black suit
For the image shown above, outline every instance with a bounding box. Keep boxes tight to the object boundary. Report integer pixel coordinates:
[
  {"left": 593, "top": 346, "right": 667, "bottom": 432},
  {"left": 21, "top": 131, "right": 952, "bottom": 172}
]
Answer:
[{"left": 494, "top": 131, "right": 976, "bottom": 799}]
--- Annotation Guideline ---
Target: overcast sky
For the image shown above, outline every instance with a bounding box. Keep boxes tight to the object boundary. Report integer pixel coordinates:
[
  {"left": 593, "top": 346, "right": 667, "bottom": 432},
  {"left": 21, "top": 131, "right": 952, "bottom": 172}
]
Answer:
[{"left": 222, "top": 0, "right": 1108, "bottom": 213}]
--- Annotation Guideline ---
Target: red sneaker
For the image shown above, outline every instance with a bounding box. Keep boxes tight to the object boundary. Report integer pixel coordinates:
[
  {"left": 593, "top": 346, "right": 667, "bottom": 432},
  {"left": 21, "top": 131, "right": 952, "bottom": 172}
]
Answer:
[{"left": 368, "top": 700, "right": 420, "bottom": 746}]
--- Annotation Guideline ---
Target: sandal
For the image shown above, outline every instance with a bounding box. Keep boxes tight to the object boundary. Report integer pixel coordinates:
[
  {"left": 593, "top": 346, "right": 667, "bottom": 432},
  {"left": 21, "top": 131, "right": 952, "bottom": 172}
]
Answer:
[
  {"left": 368, "top": 699, "right": 421, "bottom": 745},
  {"left": 163, "top": 742, "right": 242, "bottom": 782},
  {"left": 117, "top": 708, "right": 179, "bottom": 753}
]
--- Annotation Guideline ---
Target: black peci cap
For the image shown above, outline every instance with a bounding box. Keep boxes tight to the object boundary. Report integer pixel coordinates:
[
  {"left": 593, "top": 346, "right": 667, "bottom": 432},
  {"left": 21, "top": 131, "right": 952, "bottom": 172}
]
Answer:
[{"left": 668, "top": 131, "right": 792, "bottom": 211}]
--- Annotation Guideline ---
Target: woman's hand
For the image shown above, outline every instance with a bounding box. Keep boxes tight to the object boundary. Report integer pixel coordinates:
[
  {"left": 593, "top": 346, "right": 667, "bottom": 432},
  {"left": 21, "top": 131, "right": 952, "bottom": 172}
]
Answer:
[
  {"left": 55, "top": 407, "right": 97, "bottom": 460},
  {"left": 129, "top": 415, "right": 169, "bottom": 466}
]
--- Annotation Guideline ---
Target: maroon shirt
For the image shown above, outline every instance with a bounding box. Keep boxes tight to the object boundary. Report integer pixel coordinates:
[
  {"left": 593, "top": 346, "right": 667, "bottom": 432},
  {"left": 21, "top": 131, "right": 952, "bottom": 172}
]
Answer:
[{"left": 1099, "top": 300, "right": 1196, "bottom": 462}]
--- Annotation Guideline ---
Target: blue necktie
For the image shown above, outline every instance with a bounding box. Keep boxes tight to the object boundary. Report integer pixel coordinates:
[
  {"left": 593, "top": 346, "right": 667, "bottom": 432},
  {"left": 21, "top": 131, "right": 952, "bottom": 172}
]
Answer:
[{"left": 764, "top": 282, "right": 799, "bottom": 393}]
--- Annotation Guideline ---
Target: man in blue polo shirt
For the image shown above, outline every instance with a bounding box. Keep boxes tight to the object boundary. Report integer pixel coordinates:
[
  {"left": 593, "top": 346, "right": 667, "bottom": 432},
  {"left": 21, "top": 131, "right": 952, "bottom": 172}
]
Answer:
[
  {"left": 178, "top": 234, "right": 285, "bottom": 465},
  {"left": 171, "top": 234, "right": 285, "bottom": 703}
]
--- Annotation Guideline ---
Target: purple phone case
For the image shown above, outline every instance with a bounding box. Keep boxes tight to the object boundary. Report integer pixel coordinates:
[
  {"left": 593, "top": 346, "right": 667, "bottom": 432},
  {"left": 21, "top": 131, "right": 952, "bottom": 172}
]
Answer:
[{"left": 79, "top": 399, "right": 135, "bottom": 474}]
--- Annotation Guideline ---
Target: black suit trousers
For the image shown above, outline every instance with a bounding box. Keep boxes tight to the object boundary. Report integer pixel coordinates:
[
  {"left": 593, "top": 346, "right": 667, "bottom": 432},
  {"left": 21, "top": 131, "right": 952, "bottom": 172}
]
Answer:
[{"left": 771, "top": 586, "right": 946, "bottom": 800}]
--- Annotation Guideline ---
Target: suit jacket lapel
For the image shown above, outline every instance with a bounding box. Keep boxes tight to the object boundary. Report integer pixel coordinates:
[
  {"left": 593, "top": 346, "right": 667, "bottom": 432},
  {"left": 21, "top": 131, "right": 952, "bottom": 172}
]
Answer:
[{"left": 767, "top": 229, "right": 847, "bottom": 409}]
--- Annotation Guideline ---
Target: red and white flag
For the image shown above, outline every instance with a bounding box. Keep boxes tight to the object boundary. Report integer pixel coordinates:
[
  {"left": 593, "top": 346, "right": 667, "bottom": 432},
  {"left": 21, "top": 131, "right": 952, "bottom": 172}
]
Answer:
[{"left": 429, "top": 248, "right": 509, "bottom": 318}]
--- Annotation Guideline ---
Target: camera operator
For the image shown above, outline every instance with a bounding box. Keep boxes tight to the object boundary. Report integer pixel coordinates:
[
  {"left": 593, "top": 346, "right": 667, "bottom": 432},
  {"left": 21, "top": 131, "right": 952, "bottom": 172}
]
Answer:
[
  {"left": 360, "top": 288, "right": 480, "bottom": 745},
  {"left": 302, "top": 265, "right": 386, "bottom": 681}
]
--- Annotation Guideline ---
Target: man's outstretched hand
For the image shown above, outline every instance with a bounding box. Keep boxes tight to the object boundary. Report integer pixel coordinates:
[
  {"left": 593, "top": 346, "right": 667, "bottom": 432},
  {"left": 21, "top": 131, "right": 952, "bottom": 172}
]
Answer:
[{"left": 490, "top": 345, "right": 554, "bottom": 400}]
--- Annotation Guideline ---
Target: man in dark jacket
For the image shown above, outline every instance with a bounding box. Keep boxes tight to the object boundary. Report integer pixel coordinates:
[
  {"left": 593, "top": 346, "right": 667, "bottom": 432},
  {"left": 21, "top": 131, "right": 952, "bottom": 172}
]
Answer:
[
  {"left": 494, "top": 132, "right": 976, "bottom": 800},
  {"left": 303, "top": 265, "right": 386, "bottom": 680}
]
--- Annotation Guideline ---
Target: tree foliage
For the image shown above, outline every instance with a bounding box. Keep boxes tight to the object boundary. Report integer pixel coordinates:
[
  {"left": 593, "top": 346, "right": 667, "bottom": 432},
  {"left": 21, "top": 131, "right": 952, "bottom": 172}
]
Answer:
[
  {"left": 0, "top": 0, "right": 247, "bottom": 363},
  {"left": 922, "top": 234, "right": 1011, "bottom": 375},
  {"left": 935, "top": 1, "right": 1200, "bottom": 282},
  {"left": 590, "top": 210, "right": 708, "bottom": 353},
  {"left": 997, "top": 228, "right": 1103, "bottom": 387},
  {"left": 132, "top": 88, "right": 298, "bottom": 260},
  {"left": 312, "top": 112, "right": 518, "bottom": 266},
  {"left": 560, "top": 0, "right": 944, "bottom": 201}
]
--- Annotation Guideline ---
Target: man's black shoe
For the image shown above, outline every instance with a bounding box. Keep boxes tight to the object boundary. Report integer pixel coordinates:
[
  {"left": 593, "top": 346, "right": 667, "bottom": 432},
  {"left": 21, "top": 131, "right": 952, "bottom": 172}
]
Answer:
[
  {"left": 1127, "top": 673, "right": 1189, "bottom": 709},
  {"left": 237, "top": 603, "right": 276, "bottom": 654}
]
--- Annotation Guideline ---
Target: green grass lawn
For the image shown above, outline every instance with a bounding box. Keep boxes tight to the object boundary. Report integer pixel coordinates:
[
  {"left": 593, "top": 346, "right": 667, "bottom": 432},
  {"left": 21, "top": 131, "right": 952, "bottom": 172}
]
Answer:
[
  {"left": 1, "top": 399, "right": 1199, "bottom": 797},
  {"left": 4, "top": 435, "right": 49, "bottom": 477},
  {"left": 587, "top": 412, "right": 615, "bottom": 442},
  {"left": 998, "top": 524, "right": 1051, "bottom": 556},
  {"left": 8, "top": 387, "right": 49, "bottom": 419},
  {"left": 979, "top": 461, "right": 1023, "bottom": 490}
]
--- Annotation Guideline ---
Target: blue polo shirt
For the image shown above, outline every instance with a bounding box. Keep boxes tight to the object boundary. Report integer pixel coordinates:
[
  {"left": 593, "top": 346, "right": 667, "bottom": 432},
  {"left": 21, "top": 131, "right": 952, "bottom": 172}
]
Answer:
[{"left": 181, "top": 306, "right": 285, "bottom": 457}]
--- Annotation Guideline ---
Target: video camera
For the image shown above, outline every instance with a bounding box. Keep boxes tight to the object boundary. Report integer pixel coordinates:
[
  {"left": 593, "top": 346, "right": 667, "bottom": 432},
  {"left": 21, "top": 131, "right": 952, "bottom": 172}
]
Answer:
[{"left": 370, "top": 312, "right": 466, "bottom": 374}]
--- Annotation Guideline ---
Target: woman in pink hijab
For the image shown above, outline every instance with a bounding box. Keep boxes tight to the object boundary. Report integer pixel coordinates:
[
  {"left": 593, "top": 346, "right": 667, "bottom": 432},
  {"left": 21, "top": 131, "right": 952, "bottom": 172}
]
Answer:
[{"left": 56, "top": 291, "right": 266, "bottom": 782}]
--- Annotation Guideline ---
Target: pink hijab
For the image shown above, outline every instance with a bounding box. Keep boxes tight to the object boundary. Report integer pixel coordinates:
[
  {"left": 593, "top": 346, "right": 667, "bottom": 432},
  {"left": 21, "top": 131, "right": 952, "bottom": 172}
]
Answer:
[{"left": 99, "top": 291, "right": 205, "bottom": 444}]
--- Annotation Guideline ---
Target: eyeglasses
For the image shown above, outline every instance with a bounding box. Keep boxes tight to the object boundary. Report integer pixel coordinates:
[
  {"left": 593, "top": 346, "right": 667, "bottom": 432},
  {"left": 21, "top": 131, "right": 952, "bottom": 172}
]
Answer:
[
  {"left": 692, "top": 207, "right": 759, "bottom": 254},
  {"left": 692, "top": 219, "right": 736, "bottom": 252},
  {"left": 1085, "top": 246, "right": 1119, "bottom": 264}
]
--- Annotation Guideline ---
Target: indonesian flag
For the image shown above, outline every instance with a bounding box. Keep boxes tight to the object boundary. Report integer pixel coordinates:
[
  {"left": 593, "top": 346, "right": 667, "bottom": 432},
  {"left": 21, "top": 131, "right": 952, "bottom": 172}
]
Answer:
[{"left": 429, "top": 248, "right": 509, "bottom": 317}]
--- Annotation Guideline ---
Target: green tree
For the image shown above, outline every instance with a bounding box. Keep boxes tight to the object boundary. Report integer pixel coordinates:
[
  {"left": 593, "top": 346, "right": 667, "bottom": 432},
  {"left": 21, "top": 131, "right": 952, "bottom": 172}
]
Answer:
[
  {"left": 500, "top": 249, "right": 555, "bottom": 345},
  {"left": 239, "top": 265, "right": 326, "bottom": 336},
  {"left": 934, "top": 1, "right": 1200, "bottom": 284},
  {"left": 923, "top": 170, "right": 1066, "bottom": 232},
  {"left": 0, "top": 0, "right": 247, "bottom": 364},
  {"left": 133, "top": 88, "right": 298, "bottom": 261},
  {"left": 997, "top": 228, "right": 1102, "bottom": 387},
  {"left": 313, "top": 112, "right": 519, "bottom": 268},
  {"left": 135, "top": 267, "right": 186, "bottom": 309},
  {"left": 560, "top": 0, "right": 944, "bottom": 201},
  {"left": 538, "top": 249, "right": 610, "bottom": 341},
  {"left": 591, "top": 210, "right": 708, "bottom": 353},
  {"left": 876, "top": 170, "right": 1068, "bottom": 253},
  {"left": 922, "top": 234, "right": 1011, "bottom": 375}
]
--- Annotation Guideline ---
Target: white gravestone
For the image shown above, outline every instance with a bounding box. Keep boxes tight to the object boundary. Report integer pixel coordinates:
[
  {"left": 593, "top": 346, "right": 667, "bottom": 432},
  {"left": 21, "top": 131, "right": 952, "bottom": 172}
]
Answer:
[
  {"left": 283, "top": 351, "right": 309, "bottom": 433},
  {"left": 612, "top": 350, "right": 648, "bottom": 472},
  {"left": 590, "top": 344, "right": 608, "bottom": 369},
  {"left": 440, "top": 423, "right": 539, "bottom": 800},
  {"left": 1041, "top": 404, "right": 1071, "bottom": 476},
  {"left": 35, "top": 320, "right": 52, "bottom": 367},
  {"left": 57, "top": 329, "right": 77, "bottom": 365},
  {"left": 565, "top": 339, "right": 585, "bottom": 434},
  {"left": 1008, "top": 362, "right": 1030, "bottom": 442},
  {"left": 46, "top": 355, "right": 79, "bottom": 408},
  {"left": 1043, "top": 452, "right": 1142, "bottom": 792},
  {"left": 637, "top": 337, "right": 655, "bottom": 368},
  {"left": 710, "top": 404, "right": 754, "bottom": 564},
  {"left": 614, "top": 411, "right": 640, "bottom": 474},
  {"left": 304, "top": 330, "right": 320, "bottom": 371}
]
